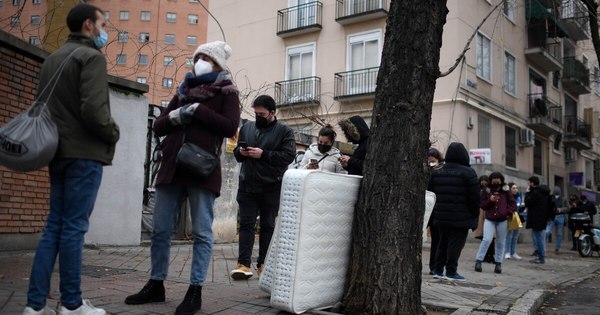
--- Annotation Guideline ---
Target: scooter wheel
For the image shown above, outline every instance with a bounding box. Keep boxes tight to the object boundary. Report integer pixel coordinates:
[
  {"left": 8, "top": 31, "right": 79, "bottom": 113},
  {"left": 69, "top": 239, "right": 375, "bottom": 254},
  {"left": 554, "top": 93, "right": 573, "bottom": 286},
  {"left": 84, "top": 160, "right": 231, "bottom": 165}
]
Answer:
[{"left": 578, "top": 235, "right": 593, "bottom": 257}]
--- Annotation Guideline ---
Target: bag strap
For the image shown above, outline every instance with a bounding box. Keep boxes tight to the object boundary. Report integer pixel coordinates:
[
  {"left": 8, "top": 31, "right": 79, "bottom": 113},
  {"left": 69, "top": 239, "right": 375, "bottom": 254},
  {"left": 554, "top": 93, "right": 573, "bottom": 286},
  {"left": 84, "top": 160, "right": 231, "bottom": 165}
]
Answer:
[{"left": 35, "top": 47, "right": 83, "bottom": 104}]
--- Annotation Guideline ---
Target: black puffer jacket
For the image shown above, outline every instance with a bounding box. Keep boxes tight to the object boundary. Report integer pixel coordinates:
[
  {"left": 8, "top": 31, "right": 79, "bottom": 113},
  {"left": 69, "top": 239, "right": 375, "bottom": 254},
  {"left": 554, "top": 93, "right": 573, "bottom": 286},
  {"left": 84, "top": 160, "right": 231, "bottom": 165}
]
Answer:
[
  {"left": 428, "top": 142, "right": 479, "bottom": 229},
  {"left": 338, "top": 116, "right": 369, "bottom": 176},
  {"left": 525, "top": 185, "right": 553, "bottom": 230},
  {"left": 234, "top": 118, "right": 296, "bottom": 192}
]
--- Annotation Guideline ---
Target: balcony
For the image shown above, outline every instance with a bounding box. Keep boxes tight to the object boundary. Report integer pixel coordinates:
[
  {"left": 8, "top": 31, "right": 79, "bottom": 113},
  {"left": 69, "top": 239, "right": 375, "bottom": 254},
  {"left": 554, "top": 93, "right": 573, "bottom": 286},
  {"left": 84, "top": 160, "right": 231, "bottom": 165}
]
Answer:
[
  {"left": 524, "top": 38, "right": 563, "bottom": 72},
  {"left": 562, "top": 57, "right": 591, "bottom": 96},
  {"left": 560, "top": 0, "right": 590, "bottom": 41},
  {"left": 526, "top": 0, "right": 569, "bottom": 38},
  {"left": 334, "top": 67, "right": 379, "bottom": 100},
  {"left": 563, "top": 115, "right": 592, "bottom": 150},
  {"left": 274, "top": 76, "right": 321, "bottom": 107},
  {"left": 277, "top": 2, "right": 323, "bottom": 38},
  {"left": 335, "top": 0, "right": 388, "bottom": 25},
  {"left": 526, "top": 93, "right": 563, "bottom": 136}
]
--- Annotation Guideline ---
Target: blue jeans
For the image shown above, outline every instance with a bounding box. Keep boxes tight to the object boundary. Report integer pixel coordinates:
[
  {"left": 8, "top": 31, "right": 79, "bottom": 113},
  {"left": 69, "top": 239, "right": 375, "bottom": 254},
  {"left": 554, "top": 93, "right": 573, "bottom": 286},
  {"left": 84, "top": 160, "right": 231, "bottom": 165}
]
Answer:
[
  {"left": 27, "top": 159, "right": 103, "bottom": 310},
  {"left": 532, "top": 229, "right": 546, "bottom": 262},
  {"left": 505, "top": 228, "right": 521, "bottom": 256},
  {"left": 476, "top": 219, "right": 508, "bottom": 263},
  {"left": 545, "top": 215, "right": 565, "bottom": 250},
  {"left": 150, "top": 184, "right": 215, "bottom": 285}
]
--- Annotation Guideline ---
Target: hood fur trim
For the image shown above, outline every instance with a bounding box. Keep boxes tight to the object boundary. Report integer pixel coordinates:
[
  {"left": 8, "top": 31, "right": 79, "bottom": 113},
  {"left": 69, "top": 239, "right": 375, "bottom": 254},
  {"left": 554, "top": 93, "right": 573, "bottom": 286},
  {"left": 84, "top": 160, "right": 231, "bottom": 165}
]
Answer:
[{"left": 339, "top": 118, "right": 360, "bottom": 142}]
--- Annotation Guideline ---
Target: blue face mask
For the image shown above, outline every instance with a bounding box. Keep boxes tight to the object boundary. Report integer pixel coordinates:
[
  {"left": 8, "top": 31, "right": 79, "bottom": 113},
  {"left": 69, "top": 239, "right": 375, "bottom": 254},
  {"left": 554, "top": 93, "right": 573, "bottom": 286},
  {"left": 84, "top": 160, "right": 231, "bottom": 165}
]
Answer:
[{"left": 93, "top": 28, "right": 108, "bottom": 49}]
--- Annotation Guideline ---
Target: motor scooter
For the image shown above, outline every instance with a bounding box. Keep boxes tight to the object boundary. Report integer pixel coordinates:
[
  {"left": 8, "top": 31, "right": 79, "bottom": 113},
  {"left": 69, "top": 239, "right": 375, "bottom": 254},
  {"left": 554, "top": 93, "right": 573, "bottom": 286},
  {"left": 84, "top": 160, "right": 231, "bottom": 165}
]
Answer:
[{"left": 570, "top": 213, "right": 600, "bottom": 257}]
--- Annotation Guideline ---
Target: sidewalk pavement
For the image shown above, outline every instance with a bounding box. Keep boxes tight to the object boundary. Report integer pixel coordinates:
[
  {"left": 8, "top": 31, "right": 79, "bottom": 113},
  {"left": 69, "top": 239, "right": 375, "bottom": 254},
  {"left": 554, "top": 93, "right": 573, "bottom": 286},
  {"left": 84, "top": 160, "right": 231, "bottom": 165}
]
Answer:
[{"left": 1, "top": 237, "right": 600, "bottom": 315}]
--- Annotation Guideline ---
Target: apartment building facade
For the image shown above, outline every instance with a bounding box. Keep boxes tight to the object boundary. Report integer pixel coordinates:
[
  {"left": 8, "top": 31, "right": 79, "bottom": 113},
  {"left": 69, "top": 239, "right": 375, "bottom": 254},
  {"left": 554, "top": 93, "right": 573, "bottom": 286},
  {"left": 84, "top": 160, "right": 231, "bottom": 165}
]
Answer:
[
  {"left": 207, "top": 0, "right": 600, "bottom": 198},
  {"left": 0, "top": 0, "right": 210, "bottom": 106}
]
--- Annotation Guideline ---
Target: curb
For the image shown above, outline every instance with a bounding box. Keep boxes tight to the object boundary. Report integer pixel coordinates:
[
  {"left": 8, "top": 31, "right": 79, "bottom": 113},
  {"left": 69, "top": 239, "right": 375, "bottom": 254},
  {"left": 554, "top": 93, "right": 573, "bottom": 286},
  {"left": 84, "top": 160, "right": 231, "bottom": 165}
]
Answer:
[{"left": 506, "top": 289, "right": 547, "bottom": 315}]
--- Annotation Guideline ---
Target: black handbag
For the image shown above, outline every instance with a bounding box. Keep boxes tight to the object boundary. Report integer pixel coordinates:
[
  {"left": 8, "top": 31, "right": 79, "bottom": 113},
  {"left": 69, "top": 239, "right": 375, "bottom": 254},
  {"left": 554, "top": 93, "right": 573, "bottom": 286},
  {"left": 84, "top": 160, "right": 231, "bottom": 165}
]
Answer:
[{"left": 175, "top": 132, "right": 219, "bottom": 178}]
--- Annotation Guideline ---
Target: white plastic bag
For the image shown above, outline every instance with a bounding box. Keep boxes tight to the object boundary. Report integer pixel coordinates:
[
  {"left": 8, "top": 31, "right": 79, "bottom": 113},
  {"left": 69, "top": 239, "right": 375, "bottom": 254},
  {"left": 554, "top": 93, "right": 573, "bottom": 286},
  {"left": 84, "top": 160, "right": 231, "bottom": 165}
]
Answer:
[{"left": 0, "top": 101, "right": 58, "bottom": 172}]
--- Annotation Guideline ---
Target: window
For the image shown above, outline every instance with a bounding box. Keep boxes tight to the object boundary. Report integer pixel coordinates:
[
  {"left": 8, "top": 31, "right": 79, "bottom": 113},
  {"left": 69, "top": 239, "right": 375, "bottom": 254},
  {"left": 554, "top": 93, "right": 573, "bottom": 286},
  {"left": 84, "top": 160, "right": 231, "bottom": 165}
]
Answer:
[
  {"left": 165, "top": 34, "right": 175, "bottom": 44},
  {"left": 32, "top": 0, "right": 40, "bottom": 4},
  {"left": 119, "top": 11, "right": 129, "bottom": 21},
  {"left": 10, "top": 17, "right": 19, "bottom": 26},
  {"left": 140, "top": 11, "right": 151, "bottom": 21},
  {"left": 166, "top": 12, "right": 176, "bottom": 23},
  {"left": 162, "top": 78, "right": 174, "bottom": 88},
  {"left": 29, "top": 36, "right": 39, "bottom": 45},
  {"left": 476, "top": 32, "right": 491, "bottom": 81},
  {"left": 286, "top": 43, "right": 315, "bottom": 80},
  {"left": 116, "top": 54, "right": 127, "bottom": 65},
  {"left": 186, "top": 35, "right": 197, "bottom": 46},
  {"left": 188, "top": 14, "right": 198, "bottom": 24},
  {"left": 478, "top": 114, "right": 491, "bottom": 148},
  {"left": 104, "top": 11, "right": 110, "bottom": 21},
  {"left": 12, "top": 0, "right": 19, "bottom": 5},
  {"left": 30, "top": 15, "right": 41, "bottom": 25},
  {"left": 533, "top": 140, "right": 542, "bottom": 175},
  {"left": 139, "top": 32, "right": 150, "bottom": 43},
  {"left": 118, "top": 32, "right": 128, "bottom": 43},
  {"left": 136, "top": 77, "right": 147, "bottom": 84},
  {"left": 503, "top": 0, "right": 515, "bottom": 21},
  {"left": 346, "top": 30, "right": 381, "bottom": 94},
  {"left": 164, "top": 56, "right": 175, "bottom": 66},
  {"left": 185, "top": 58, "right": 194, "bottom": 67},
  {"left": 505, "top": 126, "right": 516, "bottom": 168},
  {"left": 138, "top": 54, "right": 148, "bottom": 65},
  {"left": 287, "top": 0, "right": 317, "bottom": 29},
  {"left": 552, "top": 70, "right": 560, "bottom": 89},
  {"left": 504, "top": 51, "right": 515, "bottom": 95}
]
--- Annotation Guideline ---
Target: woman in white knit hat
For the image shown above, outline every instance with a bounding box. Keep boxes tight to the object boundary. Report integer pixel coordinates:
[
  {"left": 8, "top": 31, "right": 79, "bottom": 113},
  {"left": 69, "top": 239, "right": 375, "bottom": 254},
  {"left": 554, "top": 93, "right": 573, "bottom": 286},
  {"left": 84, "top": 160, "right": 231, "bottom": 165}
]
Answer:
[{"left": 125, "top": 41, "right": 240, "bottom": 315}]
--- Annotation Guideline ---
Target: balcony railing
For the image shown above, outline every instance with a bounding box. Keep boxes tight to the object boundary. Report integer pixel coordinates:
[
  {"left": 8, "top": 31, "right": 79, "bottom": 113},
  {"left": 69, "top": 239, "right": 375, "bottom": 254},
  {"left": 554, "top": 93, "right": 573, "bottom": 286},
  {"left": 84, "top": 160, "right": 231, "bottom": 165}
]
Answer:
[
  {"left": 524, "top": 38, "right": 563, "bottom": 72},
  {"left": 274, "top": 76, "right": 321, "bottom": 107},
  {"left": 335, "top": 0, "right": 388, "bottom": 24},
  {"left": 334, "top": 67, "right": 379, "bottom": 99},
  {"left": 563, "top": 115, "right": 592, "bottom": 149},
  {"left": 560, "top": 0, "right": 590, "bottom": 41},
  {"left": 562, "top": 56, "right": 591, "bottom": 95},
  {"left": 277, "top": 2, "right": 323, "bottom": 38},
  {"left": 526, "top": 0, "right": 568, "bottom": 38},
  {"left": 526, "top": 93, "right": 563, "bottom": 136}
]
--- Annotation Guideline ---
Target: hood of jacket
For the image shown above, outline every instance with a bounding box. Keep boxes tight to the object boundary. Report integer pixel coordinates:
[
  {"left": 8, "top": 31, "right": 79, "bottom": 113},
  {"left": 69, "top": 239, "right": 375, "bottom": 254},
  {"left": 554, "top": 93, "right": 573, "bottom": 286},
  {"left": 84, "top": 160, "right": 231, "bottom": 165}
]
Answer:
[
  {"left": 444, "top": 142, "right": 470, "bottom": 166},
  {"left": 339, "top": 116, "right": 369, "bottom": 143}
]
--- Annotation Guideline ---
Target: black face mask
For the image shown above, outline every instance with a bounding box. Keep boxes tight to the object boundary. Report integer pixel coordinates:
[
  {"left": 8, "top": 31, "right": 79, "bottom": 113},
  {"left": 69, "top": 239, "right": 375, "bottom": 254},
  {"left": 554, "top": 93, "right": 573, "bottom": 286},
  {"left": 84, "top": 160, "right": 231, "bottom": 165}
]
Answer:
[
  {"left": 256, "top": 116, "right": 269, "bottom": 128},
  {"left": 318, "top": 144, "right": 332, "bottom": 154},
  {"left": 491, "top": 183, "right": 502, "bottom": 191}
]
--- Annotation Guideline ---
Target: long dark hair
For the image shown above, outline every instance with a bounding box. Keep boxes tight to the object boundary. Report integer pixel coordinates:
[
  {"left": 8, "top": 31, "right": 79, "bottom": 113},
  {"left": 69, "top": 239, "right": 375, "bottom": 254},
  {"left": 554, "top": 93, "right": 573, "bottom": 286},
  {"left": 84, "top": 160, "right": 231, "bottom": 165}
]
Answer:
[{"left": 319, "top": 124, "right": 337, "bottom": 143}]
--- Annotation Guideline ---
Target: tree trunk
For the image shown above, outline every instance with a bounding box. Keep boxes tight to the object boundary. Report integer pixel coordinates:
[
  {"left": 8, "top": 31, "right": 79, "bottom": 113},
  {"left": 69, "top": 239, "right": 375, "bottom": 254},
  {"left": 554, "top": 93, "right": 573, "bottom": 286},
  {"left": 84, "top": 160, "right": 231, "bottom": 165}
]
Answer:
[{"left": 342, "top": 1, "right": 448, "bottom": 314}]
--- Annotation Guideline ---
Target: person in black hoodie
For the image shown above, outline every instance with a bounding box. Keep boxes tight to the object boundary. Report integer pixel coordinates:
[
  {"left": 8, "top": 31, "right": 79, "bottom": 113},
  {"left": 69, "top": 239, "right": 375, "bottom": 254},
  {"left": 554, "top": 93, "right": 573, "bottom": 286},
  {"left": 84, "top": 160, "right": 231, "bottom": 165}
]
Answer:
[
  {"left": 338, "top": 116, "right": 370, "bottom": 176},
  {"left": 525, "top": 176, "right": 553, "bottom": 264},
  {"left": 427, "top": 142, "right": 479, "bottom": 281}
]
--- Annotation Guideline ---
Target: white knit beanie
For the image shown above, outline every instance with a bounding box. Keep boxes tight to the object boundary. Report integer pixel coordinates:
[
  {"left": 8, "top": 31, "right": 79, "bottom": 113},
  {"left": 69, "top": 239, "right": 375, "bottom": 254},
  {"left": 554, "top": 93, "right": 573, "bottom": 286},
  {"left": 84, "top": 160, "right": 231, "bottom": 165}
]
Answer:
[{"left": 193, "top": 41, "right": 232, "bottom": 70}]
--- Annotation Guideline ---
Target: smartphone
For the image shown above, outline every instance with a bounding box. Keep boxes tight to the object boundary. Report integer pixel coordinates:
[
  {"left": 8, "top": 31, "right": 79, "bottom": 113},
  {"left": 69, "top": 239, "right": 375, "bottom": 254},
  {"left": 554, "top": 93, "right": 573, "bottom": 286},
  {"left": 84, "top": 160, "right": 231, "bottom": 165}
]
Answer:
[
  {"left": 310, "top": 158, "right": 318, "bottom": 164},
  {"left": 238, "top": 141, "right": 248, "bottom": 149}
]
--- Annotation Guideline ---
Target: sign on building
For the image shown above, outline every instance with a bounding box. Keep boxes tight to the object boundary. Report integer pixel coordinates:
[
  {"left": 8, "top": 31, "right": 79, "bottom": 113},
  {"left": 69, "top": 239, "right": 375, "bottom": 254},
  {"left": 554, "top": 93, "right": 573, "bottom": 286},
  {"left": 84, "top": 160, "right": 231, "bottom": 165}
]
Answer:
[{"left": 469, "top": 148, "right": 491, "bottom": 165}]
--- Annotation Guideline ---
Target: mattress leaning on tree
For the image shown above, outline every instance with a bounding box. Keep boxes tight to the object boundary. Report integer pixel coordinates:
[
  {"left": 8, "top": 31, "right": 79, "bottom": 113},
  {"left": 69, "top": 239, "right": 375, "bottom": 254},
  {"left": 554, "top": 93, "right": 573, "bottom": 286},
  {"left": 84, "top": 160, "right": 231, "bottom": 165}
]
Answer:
[{"left": 259, "top": 169, "right": 436, "bottom": 314}]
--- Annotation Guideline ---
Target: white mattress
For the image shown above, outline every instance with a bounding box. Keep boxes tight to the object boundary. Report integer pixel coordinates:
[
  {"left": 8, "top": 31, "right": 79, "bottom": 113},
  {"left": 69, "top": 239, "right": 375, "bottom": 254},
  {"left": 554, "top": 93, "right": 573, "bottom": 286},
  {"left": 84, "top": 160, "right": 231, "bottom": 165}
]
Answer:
[
  {"left": 259, "top": 170, "right": 362, "bottom": 313},
  {"left": 259, "top": 169, "right": 436, "bottom": 314}
]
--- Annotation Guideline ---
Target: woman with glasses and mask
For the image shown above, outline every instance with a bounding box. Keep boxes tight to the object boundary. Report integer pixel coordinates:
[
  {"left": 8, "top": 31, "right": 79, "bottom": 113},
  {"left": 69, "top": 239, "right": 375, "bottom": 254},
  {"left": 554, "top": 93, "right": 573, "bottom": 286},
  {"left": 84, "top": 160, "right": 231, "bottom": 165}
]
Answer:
[{"left": 298, "top": 124, "right": 347, "bottom": 174}]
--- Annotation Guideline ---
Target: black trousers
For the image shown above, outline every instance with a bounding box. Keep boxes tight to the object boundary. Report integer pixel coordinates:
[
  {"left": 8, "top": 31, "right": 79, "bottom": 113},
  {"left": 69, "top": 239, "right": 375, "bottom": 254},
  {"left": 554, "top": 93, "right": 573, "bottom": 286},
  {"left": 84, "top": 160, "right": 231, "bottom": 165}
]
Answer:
[
  {"left": 433, "top": 226, "right": 469, "bottom": 275},
  {"left": 429, "top": 226, "right": 440, "bottom": 272}
]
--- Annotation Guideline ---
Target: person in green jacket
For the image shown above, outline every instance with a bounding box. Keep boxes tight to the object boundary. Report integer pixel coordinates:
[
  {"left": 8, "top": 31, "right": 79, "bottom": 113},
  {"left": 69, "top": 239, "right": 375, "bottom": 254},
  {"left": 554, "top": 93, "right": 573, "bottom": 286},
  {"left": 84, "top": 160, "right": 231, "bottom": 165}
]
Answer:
[{"left": 23, "top": 4, "right": 119, "bottom": 315}]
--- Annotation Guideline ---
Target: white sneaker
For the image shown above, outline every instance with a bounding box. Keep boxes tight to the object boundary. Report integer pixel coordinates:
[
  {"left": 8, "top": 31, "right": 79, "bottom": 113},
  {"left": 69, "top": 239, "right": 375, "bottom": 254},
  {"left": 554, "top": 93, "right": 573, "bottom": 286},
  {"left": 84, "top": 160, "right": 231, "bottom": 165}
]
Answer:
[
  {"left": 504, "top": 253, "right": 511, "bottom": 259},
  {"left": 23, "top": 306, "right": 56, "bottom": 315},
  {"left": 58, "top": 299, "right": 105, "bottom": 315},
  {"left": 512, "top": 253, "right": 523, "bottom": 260}
]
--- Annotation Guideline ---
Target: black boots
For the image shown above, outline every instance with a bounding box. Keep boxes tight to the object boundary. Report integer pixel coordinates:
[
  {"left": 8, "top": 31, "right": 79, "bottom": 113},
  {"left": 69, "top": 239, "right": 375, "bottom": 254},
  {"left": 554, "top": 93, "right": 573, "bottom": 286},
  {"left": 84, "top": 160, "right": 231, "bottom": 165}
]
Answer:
[
  {"left": 474, "top": 260, "right": 482, "bottom": 272},
  {"left": 494, "top": 263, "right": 502, "bottom": 274},
  {"left": 175, "top": 285, "right": 202, "bottom": 315},
  {"left": 125, "top": 279, "right": 166, "bottom": 305}
]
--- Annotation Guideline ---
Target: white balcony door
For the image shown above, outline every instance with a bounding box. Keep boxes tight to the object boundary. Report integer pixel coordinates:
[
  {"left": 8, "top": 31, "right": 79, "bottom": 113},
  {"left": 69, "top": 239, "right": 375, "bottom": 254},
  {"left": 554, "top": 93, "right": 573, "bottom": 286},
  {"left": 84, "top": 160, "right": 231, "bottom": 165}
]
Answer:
[
  {"left": 286, "top": 43, "right": 315, "bottom": 102},
  {"left": 347, "top": 30, "right": 381, "bottom": 94},
  {"left": 288, "top": 0, "right": 316, "bottom": 29},
  {"left": 348, "top": 0, "right": 383, "bottom": 15}
]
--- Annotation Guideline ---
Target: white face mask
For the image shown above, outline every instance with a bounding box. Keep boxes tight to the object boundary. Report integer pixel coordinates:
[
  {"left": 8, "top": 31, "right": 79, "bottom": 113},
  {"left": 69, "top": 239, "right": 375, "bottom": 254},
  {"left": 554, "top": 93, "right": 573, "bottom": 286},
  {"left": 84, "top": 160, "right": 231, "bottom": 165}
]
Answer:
[
  {"left": 194, "top": 59, "right": 213, "bottom": 77},
  {"left": 428, "top": 161, "right": 438, "bottom": 168}
]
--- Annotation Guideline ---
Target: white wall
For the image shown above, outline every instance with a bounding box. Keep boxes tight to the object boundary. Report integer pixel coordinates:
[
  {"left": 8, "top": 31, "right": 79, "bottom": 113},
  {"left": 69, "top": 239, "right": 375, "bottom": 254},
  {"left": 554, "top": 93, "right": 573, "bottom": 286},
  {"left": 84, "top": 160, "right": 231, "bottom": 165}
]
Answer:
[{"left": 86, "top": 90, "right": 148, "bottom": 245}]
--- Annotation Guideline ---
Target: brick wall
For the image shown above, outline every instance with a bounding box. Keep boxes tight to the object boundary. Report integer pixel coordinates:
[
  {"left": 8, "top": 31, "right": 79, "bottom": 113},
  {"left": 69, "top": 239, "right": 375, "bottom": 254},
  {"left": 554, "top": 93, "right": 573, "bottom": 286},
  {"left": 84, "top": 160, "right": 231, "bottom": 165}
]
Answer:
[{"left": 0, "top": 32, "right": 51, "bottom": 234}]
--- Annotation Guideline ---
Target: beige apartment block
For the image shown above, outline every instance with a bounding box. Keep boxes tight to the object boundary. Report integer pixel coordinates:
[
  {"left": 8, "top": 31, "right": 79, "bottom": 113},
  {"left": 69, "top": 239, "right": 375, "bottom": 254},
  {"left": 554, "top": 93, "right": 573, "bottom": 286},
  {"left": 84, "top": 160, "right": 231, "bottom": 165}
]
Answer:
[
  {"left": 207, "top": 0, "right": 600, "bottom": 197},
  {"left": 1, "top": 0, "right": 210, "bottom": 106}
]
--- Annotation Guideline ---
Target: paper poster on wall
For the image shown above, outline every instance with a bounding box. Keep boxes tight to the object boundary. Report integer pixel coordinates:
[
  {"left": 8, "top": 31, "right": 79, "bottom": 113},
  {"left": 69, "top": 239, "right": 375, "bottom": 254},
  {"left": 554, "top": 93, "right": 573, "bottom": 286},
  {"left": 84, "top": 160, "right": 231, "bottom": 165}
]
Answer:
[{"left": 469, "top": 148, "right": 491, "bottom": 165}]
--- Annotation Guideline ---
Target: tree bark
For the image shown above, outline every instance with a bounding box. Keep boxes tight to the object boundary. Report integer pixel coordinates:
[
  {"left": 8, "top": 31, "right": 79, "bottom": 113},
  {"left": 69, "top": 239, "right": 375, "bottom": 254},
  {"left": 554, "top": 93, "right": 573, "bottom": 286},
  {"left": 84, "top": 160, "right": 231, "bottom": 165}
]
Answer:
[{"left": 342, "top": 1, "right": 448, "bottom": 314}]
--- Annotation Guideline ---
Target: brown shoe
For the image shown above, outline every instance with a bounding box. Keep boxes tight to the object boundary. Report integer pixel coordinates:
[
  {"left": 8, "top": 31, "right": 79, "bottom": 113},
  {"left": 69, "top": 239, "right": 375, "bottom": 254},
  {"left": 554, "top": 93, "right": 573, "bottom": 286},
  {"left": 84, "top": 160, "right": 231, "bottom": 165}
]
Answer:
[
  {"left": 230, "top": 263, "right": 253, "bottom": 280},
  {"left": 256, "top": 264, "right": 264, "bottom": 277}
]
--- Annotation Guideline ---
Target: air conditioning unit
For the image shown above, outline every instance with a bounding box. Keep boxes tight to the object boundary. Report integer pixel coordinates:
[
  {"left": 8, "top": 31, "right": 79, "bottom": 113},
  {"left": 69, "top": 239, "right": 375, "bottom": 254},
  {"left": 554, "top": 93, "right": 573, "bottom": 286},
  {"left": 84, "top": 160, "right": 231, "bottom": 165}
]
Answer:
[
  {"left": 565, "top": 147, "right": 577, "bottom": 162},
  {"left": 519, "top": 128, "right": 535, "bottom": 146}
]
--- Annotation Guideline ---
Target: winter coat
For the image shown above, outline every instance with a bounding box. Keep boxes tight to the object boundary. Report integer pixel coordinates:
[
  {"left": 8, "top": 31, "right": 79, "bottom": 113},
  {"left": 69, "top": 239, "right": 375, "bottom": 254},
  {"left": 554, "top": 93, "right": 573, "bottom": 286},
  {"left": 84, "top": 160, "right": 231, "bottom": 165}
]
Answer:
[
  {"left": 298, "top": 143, "right": 347, "bottom": 174},
  {"left": 41, "top": 33, "right": 120, "bottom": 165},
  {"left": 427, "top": 142, "right": 479, "bottom": 230},
  {"left": 524, "top": 185, "right": 553, "bottom": 230},
  {"left": 480, "top": 187, "right": 516, "bottom": 222},
  {"left": 153, "top": 71, "right": 240, "bottom": 197},
  {"left": 234, "top": 118, "right": 296, "bottom": 192},
  {"left": 338, "top": 116, "right": 369, "bottom": 176}
]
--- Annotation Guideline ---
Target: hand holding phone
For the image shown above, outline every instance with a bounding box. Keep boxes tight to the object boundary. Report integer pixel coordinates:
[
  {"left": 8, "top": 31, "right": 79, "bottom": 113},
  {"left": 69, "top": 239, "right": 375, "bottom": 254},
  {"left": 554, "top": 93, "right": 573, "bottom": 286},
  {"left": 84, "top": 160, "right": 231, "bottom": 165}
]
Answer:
[{"left": 238, "top": 141, "right": 248, "bottom": 149}]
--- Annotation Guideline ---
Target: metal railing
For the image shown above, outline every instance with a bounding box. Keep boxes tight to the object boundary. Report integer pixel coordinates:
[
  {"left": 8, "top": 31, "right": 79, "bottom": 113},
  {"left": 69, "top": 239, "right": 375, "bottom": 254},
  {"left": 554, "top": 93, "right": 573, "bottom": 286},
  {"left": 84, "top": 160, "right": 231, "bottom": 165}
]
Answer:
[
  {"left": 527, "top": 93, "right": 562, "bottom": 125},
  {"left": 274, "top": 76, "right": 321, "bottom": 106},
  {"left": 277, "top": 2, "right": 322, "bottom": 34},
  {"left": 335, "top": 0, "right": 388, "bottom": 19},
  {"left": 563, "top": 56, "right": 590, "bottom": 87},
  {"left": 564, "top": 115, "right": 591, "bottom": 140},
  {"left": 334, "top": 67, "right": 379, "bottom": 98},
  {"left": 560, "top": 0, "right": 590, "bottom": 37}
]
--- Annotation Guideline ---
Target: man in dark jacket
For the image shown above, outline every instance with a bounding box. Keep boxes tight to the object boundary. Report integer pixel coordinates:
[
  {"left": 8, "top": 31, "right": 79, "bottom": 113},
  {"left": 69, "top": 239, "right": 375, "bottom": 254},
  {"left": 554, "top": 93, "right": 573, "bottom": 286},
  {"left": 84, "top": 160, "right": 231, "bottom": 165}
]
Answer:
[
  {"left": 427, "top": 142, "right": 479, "bottom": 281},
  {"left": 230, "top": 95, "right": 296, "bottom": 280},
  {"left": 24, "top": 4, "right": 119, "bottom": 315},
  {"left": 338, "top": 116, "right": 369, "bottom": 176},
  {"left": 525, "top": 176, "right": 553, "bottom": 264}
]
